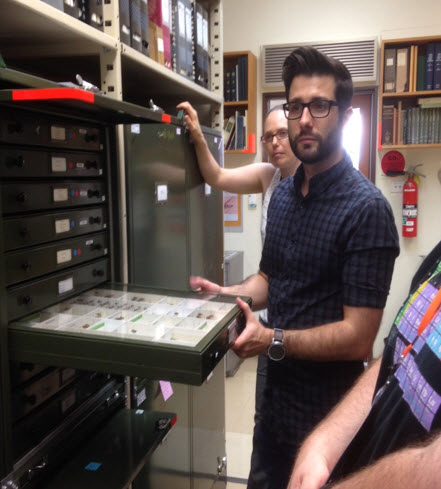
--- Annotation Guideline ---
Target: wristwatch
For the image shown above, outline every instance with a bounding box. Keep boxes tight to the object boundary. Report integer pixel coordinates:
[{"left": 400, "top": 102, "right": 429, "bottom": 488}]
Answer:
[{"left": 268, "top": 328, "right": 285, "bottom": 361}]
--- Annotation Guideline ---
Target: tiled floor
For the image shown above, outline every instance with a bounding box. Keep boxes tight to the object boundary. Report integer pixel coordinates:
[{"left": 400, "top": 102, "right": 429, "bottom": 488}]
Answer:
[{"left": 225, "top": 355, "right": 257, "bottom": 488}]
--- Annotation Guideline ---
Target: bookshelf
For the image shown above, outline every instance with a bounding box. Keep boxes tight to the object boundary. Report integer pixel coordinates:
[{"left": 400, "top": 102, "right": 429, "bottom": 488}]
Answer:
[
  {"left": 379, "top": 36, "right": 441, "bottom": 149},
  {"left": 0, "top": 0, "right": 223, "bottom": 126},
  {"left": 223, "top": 50, "right": 257, "bottom": 154}
]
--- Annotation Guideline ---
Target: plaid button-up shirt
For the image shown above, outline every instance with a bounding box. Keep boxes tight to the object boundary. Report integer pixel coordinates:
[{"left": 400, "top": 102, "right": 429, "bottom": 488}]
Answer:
[{"left": 258, "top": 153, "right": 399, "bottom": 449}]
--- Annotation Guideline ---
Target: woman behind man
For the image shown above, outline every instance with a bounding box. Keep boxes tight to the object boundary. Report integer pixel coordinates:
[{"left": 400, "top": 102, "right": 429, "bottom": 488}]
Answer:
[{"left": 177, "top": 101, "right": 300, "bottom": 246}]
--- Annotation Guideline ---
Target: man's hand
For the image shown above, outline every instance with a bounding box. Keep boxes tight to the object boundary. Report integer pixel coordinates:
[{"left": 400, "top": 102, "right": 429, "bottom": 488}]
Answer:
[
  {"left": 189, "top": 276, "right": 222, "bottom": 294},
  {"left": 287, "top": 451, "right": 331, "bottom": 489},
  {"left": 232, "top": 297, "right": 272, "bottom": 358}
]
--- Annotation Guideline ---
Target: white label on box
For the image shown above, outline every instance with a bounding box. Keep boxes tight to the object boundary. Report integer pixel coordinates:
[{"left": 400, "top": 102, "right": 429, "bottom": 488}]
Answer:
[
  {"left": 178, "top": 2, "right": 185, "bottom": 36},
  {"left": 76, "top": 162, "right": 85, "bottom": 168},
  {"left": 79, "top": 218, "right": 88, "bottom": 226},
  {"left": 161, "top": 0, "right": 170, "bottom": 27},
  {"left": 176, "top": 127, "right": 181, "bottom": 135},
  {"left": 202, "top": 18, "right": 208, "bottom": 51},
  {"left": 205, "top": 183, "right": 212, "bottom": 196},
  {"left": 197, "top": 12, "right": 203, "bottom": 46},
  {"left": 51, "top": 156, "right": 67, "bottom": 172},
  {"left": 55, "top": 219, "right": 70, "bottom": 234},
  {"left": 80, "top": 190, "right": 88, "bottom": 198},
  {"left": 51, "top": 126, "right": 66, "bottom": 141},
  {"left": 86, "top": 239, "right": 94, "bottom": 246},
  {"left": 185, "top": 7, "right": 192, "bottom": 41},
  {"left": 397, "top": 51, "right": 407, "bottom": 66},
  {"left": 386, "top": 58, "right": 394, "bottom": 66},
  {"left": 157, "top": 37, "right": 164, "bottom": 53},
  {"left": 57, "top": 249, "right": 72, "bottom": 264},
  {"left": 53, "top": 188, "right": 68, "bottom": 202},
  {"left": 58, "top": 276, "right": 74, "bottom": 295},
  {"left": 131, "top": 124, "right": 140, "bottom": 134}
]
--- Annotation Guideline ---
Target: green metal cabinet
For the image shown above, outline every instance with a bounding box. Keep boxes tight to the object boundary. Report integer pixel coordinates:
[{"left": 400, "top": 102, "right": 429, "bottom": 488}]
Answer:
[
  {"left": 0, "top": 70, "right": 242, "bottom": 489},
  {"left": 125, "top": 123, "right": 224, "bottom": 290}
]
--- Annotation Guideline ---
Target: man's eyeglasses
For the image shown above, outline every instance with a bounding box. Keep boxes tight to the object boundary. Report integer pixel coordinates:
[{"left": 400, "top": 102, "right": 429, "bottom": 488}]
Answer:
[
  {"left": 283, "top": 99, "right": 339, "bottom": 120},
  {"left": 260, "top": 129, "right": 289, "bottom": 144}
]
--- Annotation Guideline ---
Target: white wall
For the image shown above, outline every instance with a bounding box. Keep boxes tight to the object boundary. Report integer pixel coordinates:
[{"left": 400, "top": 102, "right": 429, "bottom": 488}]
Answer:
[{"left": 222, "top": 0, "right": 441, "bottom": 356}]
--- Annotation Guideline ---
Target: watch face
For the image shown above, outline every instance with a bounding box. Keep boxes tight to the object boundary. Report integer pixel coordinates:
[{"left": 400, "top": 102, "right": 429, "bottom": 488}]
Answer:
[{"left": 268, "top": 341, "right": 285, "bottom": 361}]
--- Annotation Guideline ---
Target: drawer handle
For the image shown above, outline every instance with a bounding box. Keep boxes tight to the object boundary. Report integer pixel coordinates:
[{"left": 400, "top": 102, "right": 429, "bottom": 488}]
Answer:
[
  {"left": 13, "top": 155, "right": 25, "bottom": 168},
  {"left": 156, "top": 417, "right": 170, "bottom": 430},
  {"left": 22, "top": 394, "right": 36, "bottom": 406},
  {"left": 7, "top": 122, "right": 23, "bottom": 134},
  {"left": 89, "top": 216, "right": 102, "bottom": 225},
  {"left": 93, "top": 269, "right": 104, "bottom": 277},
  {"left": 27, "top": 457, "right": 48, "bottom": 481},
  {"left": 21, "top": 262, "right": 32, "bottom": 272},
  {"left": 85, "top": 134, "right": 98, "bottom": 143},
  {"left": 85, "top": 160, "right": 98, "bottom": 169},
  {"left": 22, "top": 295, "right": 32, "bottom": 305},
  {"left": 16, "top": 192, "right": 28, "bottom": 203},
  {"left": 19, "top": 228, "right": 30, "bottom": 239},
  {"left": 87, "top": 189, "right": 101, "bottom": 198}
]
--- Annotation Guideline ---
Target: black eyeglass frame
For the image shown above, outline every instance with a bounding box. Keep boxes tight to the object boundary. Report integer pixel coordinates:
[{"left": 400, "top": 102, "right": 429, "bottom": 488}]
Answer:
[
  {"left": 283, "top": 99, "right": 339, "bottom": 120},
  {"left": 259, "top": 129, "right": 289, "bottom": 144}
]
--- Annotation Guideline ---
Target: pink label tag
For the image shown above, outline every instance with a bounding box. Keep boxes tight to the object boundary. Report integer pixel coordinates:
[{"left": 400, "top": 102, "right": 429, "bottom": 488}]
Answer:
[{"left": 159, "top": 380, "right": 173, "bottom": 401}]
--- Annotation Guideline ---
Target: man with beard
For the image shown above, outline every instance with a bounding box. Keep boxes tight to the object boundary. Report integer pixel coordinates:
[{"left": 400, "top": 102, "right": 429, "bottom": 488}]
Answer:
[{"left": 190, "top": 46, "right": 399, "bottom": 489}]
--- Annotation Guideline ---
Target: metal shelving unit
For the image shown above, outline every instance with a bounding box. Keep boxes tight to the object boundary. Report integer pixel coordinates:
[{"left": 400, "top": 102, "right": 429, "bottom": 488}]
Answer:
[
  {"left": 0, "top": 0, "right": 223, "bottom": 121},
  {"left": 0, "top": 3, "right": 227, "bottom": 487}
]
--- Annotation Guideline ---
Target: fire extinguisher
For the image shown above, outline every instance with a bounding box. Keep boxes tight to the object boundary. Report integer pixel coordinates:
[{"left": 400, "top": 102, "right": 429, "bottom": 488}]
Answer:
[{"left": 402, "top": 164, "right": 425, "bottom": 238}]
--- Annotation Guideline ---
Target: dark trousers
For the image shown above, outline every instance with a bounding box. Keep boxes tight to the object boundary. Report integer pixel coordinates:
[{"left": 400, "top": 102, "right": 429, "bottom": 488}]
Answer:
[{"left": 246, "top": 355, "right": 296, "bottom": 489}]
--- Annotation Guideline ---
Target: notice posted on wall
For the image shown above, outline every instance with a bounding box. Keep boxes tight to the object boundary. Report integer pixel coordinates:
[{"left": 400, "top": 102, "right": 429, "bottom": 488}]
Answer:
[{"left": 223, "top": 192, "right": 241, "bottom": 229}]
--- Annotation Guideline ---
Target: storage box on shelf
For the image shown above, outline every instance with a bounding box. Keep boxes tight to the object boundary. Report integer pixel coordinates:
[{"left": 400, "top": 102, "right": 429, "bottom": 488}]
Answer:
[
  {"left": 379, "top": 36, "right": 441, "bottom": 149},
  {"left": 223, "top": 50, "right": 256, "bottom": 154},
  {"left": 0, "top": 0, "right": 223, "bottom": 126}
]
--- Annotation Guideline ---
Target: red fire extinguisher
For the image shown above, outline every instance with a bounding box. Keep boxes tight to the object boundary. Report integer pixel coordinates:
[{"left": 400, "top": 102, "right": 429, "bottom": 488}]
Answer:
[{"left": 402, "top": 164, "right": 425, "bottom": 238}]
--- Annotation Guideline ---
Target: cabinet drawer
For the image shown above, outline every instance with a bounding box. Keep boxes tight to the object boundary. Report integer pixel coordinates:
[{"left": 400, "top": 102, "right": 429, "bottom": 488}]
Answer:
[
  {"left": 5, "top": 232, "right": 109, "bottom": 286},
  {"left": 2, "top": 181, "right": 106, "bottom": 214},
  {"left": 0, "top": 111, "right": 102, "bottom": 150},
  {"left": 0, "top": 147, "right": 104, "bottom": 178},
  {"left": 7, "top": 258, "right": 109, "bottom": 321},
  {"left": 9, "top": 284, "right": 250, "bottom": 386},
  {"left": 3, "top": 207, "right": 107, "bottom": 251}
]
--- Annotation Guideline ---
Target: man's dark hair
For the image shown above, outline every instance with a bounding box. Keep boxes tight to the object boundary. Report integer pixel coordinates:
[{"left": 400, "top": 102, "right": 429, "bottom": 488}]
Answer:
[{"left": 282, "top": 46, "right": 353, "bottom": 111}]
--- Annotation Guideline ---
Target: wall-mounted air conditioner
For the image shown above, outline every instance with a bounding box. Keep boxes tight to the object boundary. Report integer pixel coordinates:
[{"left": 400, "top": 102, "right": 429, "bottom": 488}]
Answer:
[{"left": 262, "top": 38, "right": 378, "bottom": 90}]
